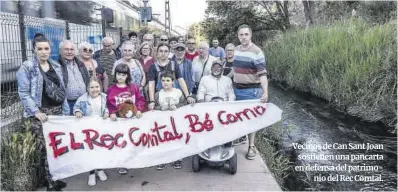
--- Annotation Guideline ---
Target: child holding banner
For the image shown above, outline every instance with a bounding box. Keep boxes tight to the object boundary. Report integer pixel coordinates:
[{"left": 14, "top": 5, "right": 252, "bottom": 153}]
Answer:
[
  {"left": 106, "top": 63, "right": 145, "bottom": 175},
  {"left": 153, "top": 71, "right": 187, "bottom": 170},
  {"left": 71, "top": 77, "right": 109, "bottom": 186}
]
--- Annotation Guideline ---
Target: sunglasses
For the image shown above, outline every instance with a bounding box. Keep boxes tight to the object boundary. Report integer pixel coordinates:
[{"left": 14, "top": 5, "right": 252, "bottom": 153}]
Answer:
[
  {"left": 160, "top": 39, "right": 169, "bottom": 41},
  {"left": 83, "top": 48, "right": 93, "bottom": 53},
  {"left": 176, "top": 48, "right": 185, "bottom": 52}
]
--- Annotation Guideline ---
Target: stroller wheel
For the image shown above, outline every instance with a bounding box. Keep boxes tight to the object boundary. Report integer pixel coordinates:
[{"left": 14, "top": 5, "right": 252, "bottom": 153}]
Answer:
[
  {"left": 192, "top": 155, "right": 201, "bottom": 172},
  {"left": 228, "top": 153, "right": 237, "bottom": 175}
]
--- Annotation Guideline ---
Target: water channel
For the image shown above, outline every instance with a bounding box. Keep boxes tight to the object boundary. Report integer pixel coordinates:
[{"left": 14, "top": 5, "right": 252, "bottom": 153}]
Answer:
[{"left": 267, "top": 81, "right": 397, "bottom": 191}]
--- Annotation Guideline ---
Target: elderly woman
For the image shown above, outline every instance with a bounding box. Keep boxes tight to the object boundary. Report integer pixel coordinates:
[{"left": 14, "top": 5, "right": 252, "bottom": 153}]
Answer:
[
  {"left": 16, "top": 34, "right": 68, "bottom": 191},
  {"left": 223, "top": 43, "right": 235, "bottom": 78},
  {"left": 78, "top": 42, "right": 109, "bottom": 92},
  {"left": 112, "top": 41, "right": 146, "bottom": 94},
  {"left": 137, "top": 42, "right": 155, "bottom": 77}
]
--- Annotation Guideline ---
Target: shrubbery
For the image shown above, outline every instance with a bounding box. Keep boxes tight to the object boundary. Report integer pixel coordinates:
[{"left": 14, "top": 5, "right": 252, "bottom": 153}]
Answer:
[{"left": 265, "top": 19, "right": 397, "bottom": 132}]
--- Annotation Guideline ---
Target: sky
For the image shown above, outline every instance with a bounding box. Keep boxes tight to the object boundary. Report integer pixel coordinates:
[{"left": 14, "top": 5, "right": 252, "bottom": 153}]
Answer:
[{"left": 149, "top": 0, "right": 207, "bottom": 31}]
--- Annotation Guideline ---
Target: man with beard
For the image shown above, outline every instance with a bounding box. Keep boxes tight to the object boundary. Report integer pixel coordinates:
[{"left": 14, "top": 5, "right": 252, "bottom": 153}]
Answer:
[
  {"left": 196, "top": 61, "right": 235, "bottom": 102},
  {"left": 209, "top": 38, "right": 226, "bottom": 62}
]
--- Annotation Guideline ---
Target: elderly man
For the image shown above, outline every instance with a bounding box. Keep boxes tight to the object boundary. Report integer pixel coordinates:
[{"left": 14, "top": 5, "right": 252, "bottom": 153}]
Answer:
[
  {"left": 233, "top": 24, "right": 268, "bottom": 160},
  {"left": 143, "top": 33, "right": 155, "bottom": 47},
  {"left": 58, "top": 40, "right": 90, "bottom": 115},
  {"left": 209, "top": 38, "right": 226, "bottom": 61},
  {"left": 191, "top": 41, "right": 218, "bottom": 95},
  {"left": 93, "top": 37, "right": 121, "bottom": 83},
  {"left": 173, "top": 43, "right": 195, "bottom": 94},
  {"left": 184, "top": 36, "right": 198, "bottom": 61}
]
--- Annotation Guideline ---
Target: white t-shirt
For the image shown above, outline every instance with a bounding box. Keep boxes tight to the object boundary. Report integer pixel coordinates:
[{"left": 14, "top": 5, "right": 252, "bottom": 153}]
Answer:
[
  {"left": 90, "top": 96, "right": 102, "bottom": 116},
  {"left": 158, "top": 88, "right": 182, "bottom": 107}
]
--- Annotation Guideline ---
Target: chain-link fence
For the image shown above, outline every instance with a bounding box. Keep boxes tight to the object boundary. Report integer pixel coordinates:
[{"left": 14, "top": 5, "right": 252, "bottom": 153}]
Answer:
[{"left": 0, "top": 11, "right": 124, "bottom": 134}]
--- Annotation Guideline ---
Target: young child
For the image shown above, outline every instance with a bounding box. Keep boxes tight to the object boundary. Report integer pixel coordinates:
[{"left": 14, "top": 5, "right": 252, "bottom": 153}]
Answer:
[
  {"left": 154, "top": 71, "right": 187, "bottom": 170},
  {"left": 106, "top": 63, "right": 145, "bottom": 174},
  {"left": 72, "top": 77, "right": 109, "bottom": 187}
]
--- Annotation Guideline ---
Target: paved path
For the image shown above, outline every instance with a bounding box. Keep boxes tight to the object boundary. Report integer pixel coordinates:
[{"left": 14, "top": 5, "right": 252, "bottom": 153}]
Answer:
[{"left": 58, "top": 145, "right": 281, "bottom": 191}]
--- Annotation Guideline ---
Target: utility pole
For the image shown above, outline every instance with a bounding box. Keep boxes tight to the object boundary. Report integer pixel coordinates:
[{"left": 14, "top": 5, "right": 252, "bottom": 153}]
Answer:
[{"left": 165, "top": 0, "right": 171, "bottom": 35}]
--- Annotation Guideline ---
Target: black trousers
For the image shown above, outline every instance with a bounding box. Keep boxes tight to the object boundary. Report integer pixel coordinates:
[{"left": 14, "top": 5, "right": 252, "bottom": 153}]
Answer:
[{"left": 28, "top": 106, "right": 62, "bottom": 187}]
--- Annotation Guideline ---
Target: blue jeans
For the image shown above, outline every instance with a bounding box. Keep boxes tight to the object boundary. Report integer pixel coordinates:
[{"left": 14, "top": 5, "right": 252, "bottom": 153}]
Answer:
[
  {"left": 234, "top": 87, "right": 263, "bottom": 101},
  {"left": 67, "top": 100, "right": 77, "bottom": 115}
]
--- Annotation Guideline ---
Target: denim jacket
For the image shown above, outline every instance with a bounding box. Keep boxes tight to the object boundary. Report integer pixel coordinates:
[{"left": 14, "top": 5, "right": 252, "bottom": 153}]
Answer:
[
  {"left": 16, "top": 57, "right": 68, "bottom": 117},
  {"left": 65, "top": 92, "right": 108, "bottom": 116},
  {"left": 173, "top": 58, "right": 195, "bottom": 94}
]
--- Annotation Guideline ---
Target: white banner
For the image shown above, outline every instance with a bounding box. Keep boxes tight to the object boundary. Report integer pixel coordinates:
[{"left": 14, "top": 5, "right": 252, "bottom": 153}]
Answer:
[{"left": 43, "top": 100, "right": 283, "bottom": 180}]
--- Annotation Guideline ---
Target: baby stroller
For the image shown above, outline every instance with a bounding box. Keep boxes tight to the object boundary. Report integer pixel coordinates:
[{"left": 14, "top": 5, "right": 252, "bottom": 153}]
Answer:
[{"left": 192, "top": 97, "right": 237, "bottom": 175}]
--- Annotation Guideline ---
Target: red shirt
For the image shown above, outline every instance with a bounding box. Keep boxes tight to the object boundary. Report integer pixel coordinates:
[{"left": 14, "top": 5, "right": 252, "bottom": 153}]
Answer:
[
  {"left": 106, "top": 84, "right": 145, "bottom": 114},
  {"left": 138, "top": 57, "right": 155, "bottom": 73},
  {"left": 184, "top": 51, "right": 198, "bottom": 61}
]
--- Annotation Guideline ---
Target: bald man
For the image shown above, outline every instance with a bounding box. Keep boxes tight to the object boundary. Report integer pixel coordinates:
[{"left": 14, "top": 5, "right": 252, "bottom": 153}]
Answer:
[
  {"left": 93, "top": 37, "right": 121, "bottom": 83},
  {"left": 191, "top": 41, "right": 218, "bottom": 95}
]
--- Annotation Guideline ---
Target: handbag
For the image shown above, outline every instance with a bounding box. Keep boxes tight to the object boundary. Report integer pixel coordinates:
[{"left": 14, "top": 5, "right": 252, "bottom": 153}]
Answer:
[{"left": 39, "top": 65, "right": 66, "bottom": 104}]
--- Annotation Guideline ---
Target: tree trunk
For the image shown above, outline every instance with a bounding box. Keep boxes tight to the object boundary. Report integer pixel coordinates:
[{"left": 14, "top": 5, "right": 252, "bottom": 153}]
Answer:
[
  {"left": 283, "top": 0, "right": 290, "bottom": 30},
  {"left": 302, "top": 0, "right": 314, "bottom": 26}
]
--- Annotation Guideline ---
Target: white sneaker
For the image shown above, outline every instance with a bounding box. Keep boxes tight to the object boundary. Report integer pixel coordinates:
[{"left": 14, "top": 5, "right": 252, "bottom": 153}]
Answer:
[
  {"left": 88, "top": 174, "right": 96, "bottom": 186},
  {"left": 97, "top": 170, "right": 108, "bottom": 181}
]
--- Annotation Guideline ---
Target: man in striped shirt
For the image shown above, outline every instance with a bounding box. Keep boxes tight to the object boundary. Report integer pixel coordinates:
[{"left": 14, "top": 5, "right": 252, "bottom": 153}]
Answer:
[{"left": 233, "top": 24, "right": 269, "bottom": 160}]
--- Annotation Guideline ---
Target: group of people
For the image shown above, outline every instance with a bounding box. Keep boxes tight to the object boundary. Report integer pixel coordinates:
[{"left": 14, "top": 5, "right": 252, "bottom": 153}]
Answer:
[{"left": 16, "top": 24, "right": 268, "bottom": 190}]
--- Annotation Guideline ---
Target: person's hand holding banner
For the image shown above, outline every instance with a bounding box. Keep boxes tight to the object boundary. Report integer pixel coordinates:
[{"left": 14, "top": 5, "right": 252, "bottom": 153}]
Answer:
[{"left": 43, "top": 100, "right": 282, "bottom": 180}]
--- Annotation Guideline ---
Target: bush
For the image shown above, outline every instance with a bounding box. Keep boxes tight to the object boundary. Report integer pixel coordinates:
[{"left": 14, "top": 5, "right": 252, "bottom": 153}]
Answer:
[
  {"left": 265, "top": 19, "right": 397, "bottom": 132},
  {"left": 1, "top": 122, "right": 40, "bottom": 191}
]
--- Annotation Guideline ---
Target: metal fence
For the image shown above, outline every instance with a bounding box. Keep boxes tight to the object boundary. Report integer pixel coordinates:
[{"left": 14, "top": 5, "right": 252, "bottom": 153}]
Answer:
[{"left": 0, "top": 11, "right": 124, "bottom": 133}]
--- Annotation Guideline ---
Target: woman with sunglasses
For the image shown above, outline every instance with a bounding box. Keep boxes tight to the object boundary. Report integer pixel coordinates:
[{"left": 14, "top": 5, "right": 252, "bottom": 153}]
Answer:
[{"left": 78, "top": 42, "right": 109, "bottom": 92}]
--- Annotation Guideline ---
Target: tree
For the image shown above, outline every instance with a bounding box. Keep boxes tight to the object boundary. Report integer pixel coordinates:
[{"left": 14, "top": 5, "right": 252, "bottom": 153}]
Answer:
[
  {"left": 54, "top": 1, "right": 96, "bottom": 24},
  {"left": 202, "top": 1, "right": 292, "bottom": 47},
  {"left": 302, "top": 0, "right": 315, "bottom": 26}
]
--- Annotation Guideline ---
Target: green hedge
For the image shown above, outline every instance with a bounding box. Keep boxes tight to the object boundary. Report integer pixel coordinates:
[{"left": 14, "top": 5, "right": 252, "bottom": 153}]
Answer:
[{"left": 265, "top": 19, "right": 397, "bottom": 131}]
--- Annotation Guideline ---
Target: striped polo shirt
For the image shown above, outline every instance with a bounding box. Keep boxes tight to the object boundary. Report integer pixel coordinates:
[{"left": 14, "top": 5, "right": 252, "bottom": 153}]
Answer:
[{"left": 233, "top": 43, "right": 267, "bottom": 88}]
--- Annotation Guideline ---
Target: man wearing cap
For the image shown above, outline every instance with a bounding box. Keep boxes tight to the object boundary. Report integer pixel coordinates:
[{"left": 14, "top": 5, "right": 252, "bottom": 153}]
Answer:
[
  {"left": 196, "top": 60, "right": 235, "bottom": 102},
  {"left": 173, "top": 43, "right": 195, "bottom": 94}
]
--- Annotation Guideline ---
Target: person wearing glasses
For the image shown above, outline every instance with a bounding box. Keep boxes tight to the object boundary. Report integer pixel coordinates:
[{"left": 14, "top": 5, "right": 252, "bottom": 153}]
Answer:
[
  {"left": 173, "top": 43, "right": 195, "bottom": 94},
  {"left": 159, "top": 34, "right": 169, "bottom": 44},
  {"left": 93, "top": 37, "right": 122, "bottom": 83},
  {"left": 78, "top": 42, "right": 109, "bottom": 92},
  {"left": 58, "top": 40, "right": 90, "bottom": 115},
  {"left": 184, "top": 36, "right": 199, "bottom": 61}
]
